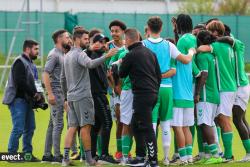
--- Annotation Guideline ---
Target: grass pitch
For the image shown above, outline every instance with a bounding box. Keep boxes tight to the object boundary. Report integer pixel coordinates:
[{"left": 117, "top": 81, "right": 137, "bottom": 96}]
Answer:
[{"left": 1, "top": 95, "right": 250, "bottom": 167}]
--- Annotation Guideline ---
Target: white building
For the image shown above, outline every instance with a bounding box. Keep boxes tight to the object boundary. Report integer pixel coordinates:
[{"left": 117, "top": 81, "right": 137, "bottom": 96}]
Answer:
[{"left": 0, "top": 0, "right": 182, "bottom": 14}]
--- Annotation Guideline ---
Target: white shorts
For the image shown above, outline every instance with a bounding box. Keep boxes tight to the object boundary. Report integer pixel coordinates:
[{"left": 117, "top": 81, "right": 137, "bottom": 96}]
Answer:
[
  {"left": 171, "top": 107, "right": 194, "bottom": 127},
  {"left": 197, "top": 102, "right": 218, "bottom": 126},
  {"left": 216, "top": 92, "right": 236, "bottom": 117},
  {"left": 234, "top": 85, "right": 250, "bottom": 111},
  {"left": 113, "top": 95, "right": 121, "bottom": 105},
  {"left": 120, "top": 90, "right": 134, "bottom": 125},
  {"left": 109, "top": 95, "right": 119, "bottom": 120}
]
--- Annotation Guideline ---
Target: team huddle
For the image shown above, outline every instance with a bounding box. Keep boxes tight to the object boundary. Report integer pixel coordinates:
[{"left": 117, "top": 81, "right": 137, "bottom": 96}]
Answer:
[{"left": 5, "top": 13, "right": 250, "bottom": 167}]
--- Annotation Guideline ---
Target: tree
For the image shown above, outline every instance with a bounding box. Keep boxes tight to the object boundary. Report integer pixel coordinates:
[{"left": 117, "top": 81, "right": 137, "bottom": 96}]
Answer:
[
  {"left": 218, "top": 0, "right": 250, "bottom": 15},
  {"left": 178, "top": 0, "right": 216, "bottom": 15},
  {"left": 178, "top": 0, "right": 250, "bottom": 15}
]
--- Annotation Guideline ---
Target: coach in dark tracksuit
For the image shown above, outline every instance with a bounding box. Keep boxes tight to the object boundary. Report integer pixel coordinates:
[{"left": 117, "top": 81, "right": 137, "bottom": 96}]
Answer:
[
  {"left": 85, "top": 33, "right": 117, "bottom": 164},
  {"left": 119, "top": 28, "right": 161, "bottom": 167}
]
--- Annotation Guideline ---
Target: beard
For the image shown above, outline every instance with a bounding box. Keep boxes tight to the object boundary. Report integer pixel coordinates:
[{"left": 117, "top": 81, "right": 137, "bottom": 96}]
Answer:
[
  {"left": 62, "top": 43, "right": 71, "bottom": 53},
  {"left": 30, "top": 54, "right": 38, "bottom": 60},
  {"left": 80, "top": 43, "right": 89, "bottom": 50},
  {"left": 95, "top": 47, "right": 105, "bottom": 54}
]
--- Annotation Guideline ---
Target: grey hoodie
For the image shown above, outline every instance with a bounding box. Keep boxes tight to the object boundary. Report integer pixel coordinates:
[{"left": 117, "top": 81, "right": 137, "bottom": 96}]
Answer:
[{"left": 61, "top": 47, "right": 106, "bottom": 101}]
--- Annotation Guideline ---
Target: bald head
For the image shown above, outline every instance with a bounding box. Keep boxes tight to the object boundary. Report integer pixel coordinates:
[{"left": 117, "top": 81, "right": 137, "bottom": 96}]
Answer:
[{"left": 124, "top": 28, "right": 139, "bottom": 47}]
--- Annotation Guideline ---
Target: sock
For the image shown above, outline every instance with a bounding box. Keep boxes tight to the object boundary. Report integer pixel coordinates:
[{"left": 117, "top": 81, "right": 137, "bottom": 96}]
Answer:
[
  {"left": 97, "top": 135, "right": 102, "bottom": 156},
  {"left": 122, "top": 135, "right": 131, "bottom": 157},
  {"left": 79, "top": 137, "right": 85, "bottom": 158},
  {"left": 216, "top": 126, "right": 221, "bottom": 143},
  {"left": 197, "top": 126, "right": 204, "bottom": 153},
  {"left": 117, "top": 138, "right": 122, "bottom": 152},
  {"left": 222, "top": 132, "right": 233, "bottom": 159},
  {"left": 178, "top": 147, "right": 187, "bottom": 161},
  {"left": 129, "top": 137, "right": 133, "bottom": 153},
  {"left": 85, "top": 150, "right": 94, "bottom": 164},
  {"left": 242, "top": 139, "right": 250, "bottom": 154},
  {"left": 186, "top": 144, "right": 193, "bottom": 159},
  {"left": 63, "top": 148, "right": 70, "bottom": 160},
  {"left": 161, "top": 121, "right": 171, "bottom": 159},
  {"left": 209, "top": 144, "right": 218, "bottom": 157},
  {"left": 153, "top": 123, "right": 157, "bottom": 136},
  {"left": 203, "top": 143, "right": 210, "bottom": 158},
  {"left": 174, "top": 135, "right": 178, "bottom": 154},
  {"left": 213, "top": 125, "right": 222, "bottom": 153},
  {"left": 189, "top": 126, "right": 195, "bottom": 146}
]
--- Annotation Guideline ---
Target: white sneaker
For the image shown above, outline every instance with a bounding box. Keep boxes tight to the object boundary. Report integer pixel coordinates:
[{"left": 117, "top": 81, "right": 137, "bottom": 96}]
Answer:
[
  {"left": 85, "top": 160, "right": 101, "bottom": 166},
  {"left": 162, "top": 158, "right": 170, "bottom": 166},
  {"left": 62, "top": 159, "right": 74, "bottom": 166},
  {"left": 119, "top": 157, "right": 128, "bottom": 166},
  {"left": 240, "top": 154, "right": 250, "bottom": 162},
  {"left": 193, "top": 154, "right": 201, "bottom": 162},
  {"left": 187, "top": 157, "right": 193, "bottom": 164},
  {"left": 170, "top": 159, "right": 188, "bottom": 166}
]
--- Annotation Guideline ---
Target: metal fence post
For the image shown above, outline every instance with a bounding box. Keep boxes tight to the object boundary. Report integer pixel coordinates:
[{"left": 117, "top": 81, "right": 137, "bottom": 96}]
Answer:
[{"left": 235, "top": 14, "right": 239, "bottom": 39}]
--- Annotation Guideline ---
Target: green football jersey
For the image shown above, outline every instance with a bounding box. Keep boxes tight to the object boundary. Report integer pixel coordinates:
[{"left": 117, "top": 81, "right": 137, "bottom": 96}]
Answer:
[
  {"left": 170, "top": 58, "right": 176, "bottom": 69},
  {"left": 105, "top": 46, "right": 126, "bottom": 69},
  {"left": 211, "top": 42, "right": 237, "bottom": 92},
  {"left": 234, "top": 39, "right": 249, "bottom": 87},
  {"left": 196, "top": 52, "right": 220, "bottom": 104},
  {"left": 117, "top": 50, "right": 132, "bottom": 90}
]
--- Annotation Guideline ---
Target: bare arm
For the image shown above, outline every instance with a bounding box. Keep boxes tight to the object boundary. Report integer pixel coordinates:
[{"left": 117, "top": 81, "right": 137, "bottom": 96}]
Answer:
[
  {"left": 217, "top": 36, "right": 234, "bottom": 47},
  {"left": 194, "top": 71, "right": 208, "bottom": 103},
  {"left": 78, "top": 48, "right": 118, "bottom": 69},
  {"left": 42, "top": 72, "right": 56, "bottom": 105},
  {"left": 176, "top": 48, "right": 196, "bottom": 64},
  {"left": 169, "top": 42, "right": 195, "bottom": 64},
  {"left": 161, "top": 68, "right": 176, "bottom": 78},
  {"left": 171, "top": 17, "right": 179, "bottom": 43}
]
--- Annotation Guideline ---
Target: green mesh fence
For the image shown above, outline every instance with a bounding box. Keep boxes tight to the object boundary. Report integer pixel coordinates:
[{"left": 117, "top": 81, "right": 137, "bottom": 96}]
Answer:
[{"left": 0, "top": 12, "right": 250, "bottom": 62}]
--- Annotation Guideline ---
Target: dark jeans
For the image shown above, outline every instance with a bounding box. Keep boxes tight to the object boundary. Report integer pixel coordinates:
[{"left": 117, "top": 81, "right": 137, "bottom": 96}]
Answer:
[
  {"left": 91, "top": 94, "right": 113, "bottom": 156},
  {"left": 8, "top": 98, "right": 35, "bottom": 153},
  {"left": 131, "top": 93, "right": 158, "bottom": 162}
]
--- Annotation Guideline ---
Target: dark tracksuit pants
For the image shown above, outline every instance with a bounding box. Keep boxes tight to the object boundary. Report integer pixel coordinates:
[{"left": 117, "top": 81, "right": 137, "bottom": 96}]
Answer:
[
  {"left": 131, "top": 92, "right": 158, "bottom": 162},
  {"left": 91, "top": 94, "right": 113, "bottom": 157}
]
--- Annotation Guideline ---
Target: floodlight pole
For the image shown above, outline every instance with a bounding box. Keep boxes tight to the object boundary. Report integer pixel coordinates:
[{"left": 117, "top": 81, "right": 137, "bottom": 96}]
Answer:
[
  {"left": 27, "top": 0, "right": 30, "bottom": 38},
  {"left": 40, "top": 0, "right": 44, "bottom": 73},
  {"left": 0, "top": 0, "right": 27, "bottom": 88}
]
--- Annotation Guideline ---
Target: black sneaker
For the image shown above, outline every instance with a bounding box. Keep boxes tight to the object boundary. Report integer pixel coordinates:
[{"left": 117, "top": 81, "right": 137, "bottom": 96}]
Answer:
[
  {"left": 52, "top": 155, "right": 63, "bottom": 164},
  {"left": 143, "top": 160, "right": 159, "bottom": 167},
  {"left": 93, "top": 155, "right": 99, "bottom": 162},
  {"left": 170, "top": 154, "right": 180, "bottom": 164},
  {"left": 127, "top": 157, "right": 145, "bottom": 167},
  {"left": 98, "top": 154, "right": 119, "bottom": 164},
  {"left": 223, "top": 155, "right": 234, "bottom": 163},
  {"left": 41, "top": 154, "right": 54, "bottom": 163}
]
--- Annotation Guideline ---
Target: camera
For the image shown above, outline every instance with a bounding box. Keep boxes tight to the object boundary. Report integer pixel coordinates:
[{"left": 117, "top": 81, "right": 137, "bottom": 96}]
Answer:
[
  {"left": 32, "top": 93, "right": 48, "bottom": 110},
  {"left": 32, "top": 80, "right": 48, "bottom": 110}
]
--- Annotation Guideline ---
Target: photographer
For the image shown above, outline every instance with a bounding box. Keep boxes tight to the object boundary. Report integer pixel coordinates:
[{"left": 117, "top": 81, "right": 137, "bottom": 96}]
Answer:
[{"left": 2, "top": 39, "right": 41, "bottom": 162}]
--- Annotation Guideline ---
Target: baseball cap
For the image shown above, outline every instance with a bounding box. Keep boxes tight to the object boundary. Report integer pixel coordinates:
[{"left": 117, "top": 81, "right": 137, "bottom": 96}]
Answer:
[{"left": 93, "top": 34, "right": 109, "bottom": 43}]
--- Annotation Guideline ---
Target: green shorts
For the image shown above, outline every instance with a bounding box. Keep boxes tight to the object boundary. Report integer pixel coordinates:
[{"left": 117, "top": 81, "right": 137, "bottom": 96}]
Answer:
[{"left": 152, "top": 87, "right": 173, "bottom": 123}]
